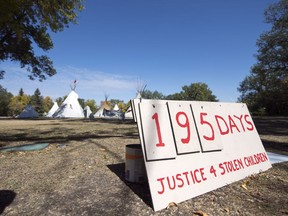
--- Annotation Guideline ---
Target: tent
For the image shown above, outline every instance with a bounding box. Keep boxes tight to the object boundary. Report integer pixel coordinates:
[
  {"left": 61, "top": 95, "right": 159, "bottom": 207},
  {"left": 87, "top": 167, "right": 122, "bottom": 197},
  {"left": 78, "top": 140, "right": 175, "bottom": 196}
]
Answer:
[
  {"left": 113, "top": 104, "right": 120, "bottom": 111},
  {"left": 125, "top": 92, "right": 141, "bottom": 119},
  {"left": 52, "top": 90, "right": 84, "bottom": 118},
  {"left": 94, "top": 100, "right": 111, "bottom": 118},
  {"left": 46, "top": 101, "right": 59, "bottom": 117},
  {"left": 17, "top": 105, "right": 39, "bottom": 118},
  {"left": 84, "top": 105, "right": 92, "bottom": 118}
]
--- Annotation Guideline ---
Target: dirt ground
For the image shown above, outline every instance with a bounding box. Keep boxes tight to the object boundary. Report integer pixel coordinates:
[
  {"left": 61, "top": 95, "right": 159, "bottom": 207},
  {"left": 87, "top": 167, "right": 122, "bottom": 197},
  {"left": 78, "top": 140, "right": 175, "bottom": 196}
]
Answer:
[{"left": 0, "top": 117, "right": 287, "bottom": 216}]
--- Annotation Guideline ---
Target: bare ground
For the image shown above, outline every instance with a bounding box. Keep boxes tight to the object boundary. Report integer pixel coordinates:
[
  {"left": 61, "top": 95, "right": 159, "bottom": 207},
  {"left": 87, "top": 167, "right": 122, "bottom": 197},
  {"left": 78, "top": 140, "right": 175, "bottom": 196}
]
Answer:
[{"left": 0, "top": 117, "right": 287, "bottom": 216}]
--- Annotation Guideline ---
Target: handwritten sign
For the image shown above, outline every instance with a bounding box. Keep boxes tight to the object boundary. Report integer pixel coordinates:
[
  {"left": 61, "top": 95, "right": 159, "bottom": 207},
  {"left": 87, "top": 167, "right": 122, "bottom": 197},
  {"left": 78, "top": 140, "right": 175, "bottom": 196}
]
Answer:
[{"left": 133, "top": 99, "right": 271, "bottom": 211}]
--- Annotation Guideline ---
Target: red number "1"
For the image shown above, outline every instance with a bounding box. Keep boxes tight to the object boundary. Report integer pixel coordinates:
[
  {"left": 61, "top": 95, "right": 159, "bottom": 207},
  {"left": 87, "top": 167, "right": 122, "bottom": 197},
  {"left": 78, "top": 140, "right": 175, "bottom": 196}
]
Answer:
[{"left": 152, "top": 113, "right": 165, "bottom": 147}]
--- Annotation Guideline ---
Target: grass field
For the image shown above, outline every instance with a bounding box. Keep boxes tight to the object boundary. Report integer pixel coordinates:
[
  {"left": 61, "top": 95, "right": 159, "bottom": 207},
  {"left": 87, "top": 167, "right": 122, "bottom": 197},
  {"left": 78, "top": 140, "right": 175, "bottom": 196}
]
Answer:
[{"left": 0, "top": 117, "right": 287, "bottom": 215}]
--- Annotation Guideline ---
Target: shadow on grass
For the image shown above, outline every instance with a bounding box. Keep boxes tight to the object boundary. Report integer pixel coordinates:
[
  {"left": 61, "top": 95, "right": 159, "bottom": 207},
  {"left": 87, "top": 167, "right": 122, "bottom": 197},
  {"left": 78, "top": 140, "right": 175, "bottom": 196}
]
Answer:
[
  {"left": 253, "top": 116, "right": 288, "bottom": 136},
  {"left": 0, "top": 119, "right": 138, "bottom": 148},
  {"left": 0, "top": 190, "right": 16, "bottom": 214},
  {"left": 107, "top": 163, "right": 153, "bottom": 209},
  {"left": 262, "top": 140, "right": 288, "bottom": 156}
]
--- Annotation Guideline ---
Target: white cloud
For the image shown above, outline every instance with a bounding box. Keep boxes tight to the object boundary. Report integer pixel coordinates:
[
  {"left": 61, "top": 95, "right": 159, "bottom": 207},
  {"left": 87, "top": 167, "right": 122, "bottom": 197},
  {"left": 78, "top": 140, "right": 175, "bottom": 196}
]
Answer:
[{"left": 0, "top": 64, "right": 139, "bottom": 103}]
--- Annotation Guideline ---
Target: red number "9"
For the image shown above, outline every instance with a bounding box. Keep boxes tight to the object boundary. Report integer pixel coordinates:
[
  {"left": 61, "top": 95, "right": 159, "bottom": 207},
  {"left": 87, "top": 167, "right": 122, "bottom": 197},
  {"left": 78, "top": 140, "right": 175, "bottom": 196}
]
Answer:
[{"left": 176, "top": 111, "right": 191, "bottom": 144}]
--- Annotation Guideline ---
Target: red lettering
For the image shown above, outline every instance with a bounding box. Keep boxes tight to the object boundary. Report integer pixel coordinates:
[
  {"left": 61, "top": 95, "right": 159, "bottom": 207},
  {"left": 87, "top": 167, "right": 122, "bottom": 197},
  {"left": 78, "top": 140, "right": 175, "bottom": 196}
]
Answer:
[
  {"left": 200, "top": 168, "right": 207, "bottom": 181},
  {"left": 200, "top": 112, "right": 215, "bottom": 141},
  {"left": 215, "top": 115, "right": 229, "bottom": 135},
  {"left": 233, "top": 115, "right": 245, "bottom": 132},
  {"left": 189, "top": 171, "right": 196, "bottom": 184},
  {"left": 176, "top": 111, "right": 191, "bottom": 144},
  {"left": 182, "top": 172, "right": 190, "bottom": 185},
  {"left": 219, "top": 163, "right": 225, "bottom": 175},
  {"left": 157, "top": 177, "right": 165, "bottom": 194},
  {"left": 228, "top": 115, "right": 240, "bottom": 133},
  {"left": 167, "top": 176, "right": 176, "bottom": 190},
  {"left": 210, "top": 165, "right": 217, "bottom": 177},
  {"left": 194, "top": 169, "right": 201, "bottom": 183},
  {"left": 176, "top": 173, "right": 184, "bottom": 188},
  {"left": 156, "top": 167, "right": 211, "bottom": 194},
  {"left": 244, "top": 114, "right": 254, "bottom": 131},
  {"left": 152, "top": 113, "right": 165, "bottom": 147}
]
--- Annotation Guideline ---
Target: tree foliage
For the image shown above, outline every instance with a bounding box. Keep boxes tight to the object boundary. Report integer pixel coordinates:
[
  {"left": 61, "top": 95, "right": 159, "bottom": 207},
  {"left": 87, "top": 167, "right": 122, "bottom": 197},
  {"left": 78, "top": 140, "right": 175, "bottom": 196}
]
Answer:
[
  {"left": 141, "top": 89, "right": 165, "bottom": 100},
  {"left": 56, "top": 96, "right": 65, "bottom": 106},
  {"left": 0, "top": 0, "right": 84, "bottom": 80},
  {"left": 8, "top": 90, "right": 30, "bottom": 116},
  {"left": 0, "top": 85, "right": 13, "bottom": 116},
  {"left": 166, "top": 82, "right": 218, "bottom": 102},
  {"left": 43, "top": 96, "right": 53, "bottom": 113},
  {"left": 109, "top": 99, "right": 124, "bottom": 110},
  {"left": 85, "top": 99, "right": 97, "bottom": 113},
  {"left": 238, "top": 0, "right": 288, "bottom": 115},
  {"left": 78, "top": 98, "right": 85, "bottom": 109},
  {"left": 30, "top": 88, "right": 44, "bottom": 115}
]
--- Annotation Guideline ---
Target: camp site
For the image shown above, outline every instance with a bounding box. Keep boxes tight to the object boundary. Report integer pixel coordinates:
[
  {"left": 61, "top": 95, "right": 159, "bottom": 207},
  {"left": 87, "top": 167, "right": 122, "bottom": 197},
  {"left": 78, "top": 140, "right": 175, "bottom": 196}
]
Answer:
[
  {"left": 0, "top": 96, "right": 287, "bottom": 215},
  {"left": 1, "top": 0, "right": 287, "bottom": 215}
]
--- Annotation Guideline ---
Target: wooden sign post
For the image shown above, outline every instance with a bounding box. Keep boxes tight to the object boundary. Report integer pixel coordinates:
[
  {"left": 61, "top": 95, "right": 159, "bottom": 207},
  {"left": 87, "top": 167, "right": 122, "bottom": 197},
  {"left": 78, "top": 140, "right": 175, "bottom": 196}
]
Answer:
[{"left": 133, "top": 99, "right": 271, "bottom": 211}]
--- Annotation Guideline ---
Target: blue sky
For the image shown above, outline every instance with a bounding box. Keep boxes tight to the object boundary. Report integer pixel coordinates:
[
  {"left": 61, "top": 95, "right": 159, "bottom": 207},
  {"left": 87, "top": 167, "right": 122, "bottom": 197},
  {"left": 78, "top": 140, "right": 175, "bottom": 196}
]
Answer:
[{"left": 0, "top": 0, "right": 278, "bottom": 104}]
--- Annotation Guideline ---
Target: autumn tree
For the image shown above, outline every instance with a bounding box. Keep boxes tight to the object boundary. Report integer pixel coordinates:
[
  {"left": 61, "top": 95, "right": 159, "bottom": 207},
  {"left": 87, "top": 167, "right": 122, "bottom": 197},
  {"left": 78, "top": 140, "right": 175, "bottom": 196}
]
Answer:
[
  {"left": 109, "top": 99, "right": 124, "bottom": 110},
  {"left": 238, "top": 0, "right": 288, "bottom": 115},
  {"left": 85, "top": 99, "right": 97, "bottom": 113},
  {"left": 43, "top": 96, "right": 53, "bottom": 113},
  {"left": 8, "top": 88, "right": 30, "bottom": 116},
  {"left": 117, "top": 101, "right": 126, "bottom": 111},
  {"left": 0, "top": 0, "right": 84, "bottom": 80}
]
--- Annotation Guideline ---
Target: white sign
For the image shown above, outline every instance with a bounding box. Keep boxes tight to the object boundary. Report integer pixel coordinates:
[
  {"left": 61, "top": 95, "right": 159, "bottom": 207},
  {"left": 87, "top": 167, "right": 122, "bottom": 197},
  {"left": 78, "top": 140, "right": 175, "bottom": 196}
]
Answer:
[{"left": 133, "top": 99, "right": 272, "bottom": 211}]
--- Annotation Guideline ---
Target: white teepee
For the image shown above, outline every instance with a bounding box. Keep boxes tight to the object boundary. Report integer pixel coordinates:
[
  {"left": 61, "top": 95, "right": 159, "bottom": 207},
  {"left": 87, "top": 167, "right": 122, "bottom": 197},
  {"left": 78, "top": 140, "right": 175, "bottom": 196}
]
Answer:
[
  {"left": 46, "top": 101, "right": 59, "bottom": 117},
  {"left": 17, "top": 105, "right": 39, "bottom": 118},
  {"left": 52, "top": 90, "right": 84, "bottom": 118},
  {"left": 125, "top": 80, "right": 146, "bottom": 119},
  {"left": 94, "top": 94, "right": 111, "bottom": 118},
  {"left": 113, "top": 104, "right": 119, "bottom": 111},
  {"left": 84, "top": 105, "right": 92, "bottom": 118},
  {"left": 125, "top": 91, "right": 142, "bottom": 119}
]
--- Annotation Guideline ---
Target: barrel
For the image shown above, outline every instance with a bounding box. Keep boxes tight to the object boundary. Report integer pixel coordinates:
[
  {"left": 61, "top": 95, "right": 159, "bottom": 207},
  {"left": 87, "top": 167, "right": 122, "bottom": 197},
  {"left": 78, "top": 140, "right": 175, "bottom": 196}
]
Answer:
[{"left": 125, "top": 144, "right": 147, "bottom": 183}]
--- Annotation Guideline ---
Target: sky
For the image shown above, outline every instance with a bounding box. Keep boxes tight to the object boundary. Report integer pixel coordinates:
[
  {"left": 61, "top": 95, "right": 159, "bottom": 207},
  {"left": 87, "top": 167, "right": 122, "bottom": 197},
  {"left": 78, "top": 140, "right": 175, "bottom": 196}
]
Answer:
[{"left": 0, "top": 0, "right": 279, "bottom": 104}]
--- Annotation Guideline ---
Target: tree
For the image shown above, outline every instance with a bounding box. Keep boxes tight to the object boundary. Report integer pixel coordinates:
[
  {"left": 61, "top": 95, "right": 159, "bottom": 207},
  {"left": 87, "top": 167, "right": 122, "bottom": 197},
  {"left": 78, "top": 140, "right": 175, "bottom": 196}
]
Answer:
[
  {"left": 19, "top": 88, "right": 24, "bottom": 96},
  {"left": 78, "top": 98, "right": 85, "bottom": 109},
  {"left": 110, "top": 99, "right": 124, "bottom": 110},
  {"left": 56, "top": 96, "right": 65, "bottom": 106},
  {"left": 0, "top": 0, "right": 84, "bottom": 81},
  {"left": 0, "top": 85, "right": 13, "bottom": 116},
  {"left": 30, "top": 88, "right": 44, "bottom": 115},
  {"left": 141, "top": 89, "right": 165, "bottom": 99},
  {"left": 8, "top": 90, "right": 30, "bottom": 116},
  {"left": 166, "top": 82, "right": 218, "bottom": 102},
  {"left": 85, "top": 99, "right": 97, "bottom": 113},
  {"left": 238, "top": 0, "right": 288, "bottom": 115},
  {"left": 43, "top": 96, "right": 53, "bottom": 113}
]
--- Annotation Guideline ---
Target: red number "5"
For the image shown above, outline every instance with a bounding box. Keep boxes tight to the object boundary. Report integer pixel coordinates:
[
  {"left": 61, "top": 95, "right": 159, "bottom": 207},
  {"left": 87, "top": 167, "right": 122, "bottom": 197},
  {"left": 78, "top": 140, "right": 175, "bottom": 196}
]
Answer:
[{"left": 200, "top": 112, "right": 215, "bottom": 141}]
